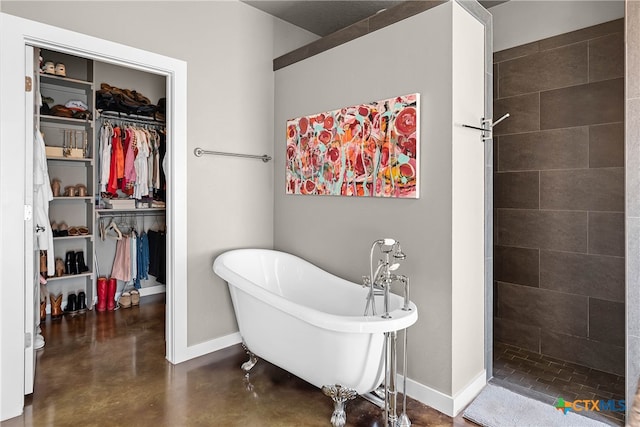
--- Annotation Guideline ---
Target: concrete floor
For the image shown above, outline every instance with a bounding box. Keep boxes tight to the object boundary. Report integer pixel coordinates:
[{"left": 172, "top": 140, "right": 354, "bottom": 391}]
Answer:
[{"left": 2, "top": 294, "right": 474, "bottom": 427}]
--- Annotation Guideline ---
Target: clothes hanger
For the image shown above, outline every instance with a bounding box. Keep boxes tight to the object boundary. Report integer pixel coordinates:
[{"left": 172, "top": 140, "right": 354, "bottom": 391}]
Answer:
[
  {"left": 100, "top": 217, "right": 106, "bottom": 241},
  {"left": 106, "top": 217, "right": 122, "bottom": 240}
]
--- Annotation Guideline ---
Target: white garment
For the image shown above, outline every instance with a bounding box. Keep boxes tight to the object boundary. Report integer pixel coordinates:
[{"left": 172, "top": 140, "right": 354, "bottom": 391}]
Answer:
[
  {"left": 99, "top": 124, "right": 113, "bottom": 192},
  {"left": 133, "top": 129, "right": 150, "bottom": 199},
  {"left": 34, "top": 130, "right": 54, "bottom": 274}
]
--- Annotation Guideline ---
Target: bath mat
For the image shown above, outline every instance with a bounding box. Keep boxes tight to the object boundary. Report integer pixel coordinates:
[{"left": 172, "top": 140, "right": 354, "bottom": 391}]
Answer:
[{"left": 463, "top": 384, "right": 613, "bottom": 426}]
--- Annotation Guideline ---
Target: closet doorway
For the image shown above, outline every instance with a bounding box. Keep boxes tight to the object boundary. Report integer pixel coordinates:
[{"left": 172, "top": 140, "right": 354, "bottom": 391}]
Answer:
[{"left": 0, "top": 13, "right": 188, "bottom": 419}]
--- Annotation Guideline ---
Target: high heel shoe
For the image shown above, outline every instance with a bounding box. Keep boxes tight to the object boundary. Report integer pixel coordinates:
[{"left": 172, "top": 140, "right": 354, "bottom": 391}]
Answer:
[
  {"left": 51, "top": 179, "right": 61, "bottom": 197},
  {"left": 55, "top": 258, "right": 65, "bottom": 277},
  {"left": 40, "top": 300, "right": 46, "bottom": 321},
  {"left": 76, "top": 184, "right": 87, "bottom": 197}
]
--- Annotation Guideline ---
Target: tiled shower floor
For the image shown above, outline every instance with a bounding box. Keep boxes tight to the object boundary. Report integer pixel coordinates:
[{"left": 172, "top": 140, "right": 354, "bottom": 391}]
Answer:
[{"left": 493, "top": 341, "right": 626, "bottom": 425}]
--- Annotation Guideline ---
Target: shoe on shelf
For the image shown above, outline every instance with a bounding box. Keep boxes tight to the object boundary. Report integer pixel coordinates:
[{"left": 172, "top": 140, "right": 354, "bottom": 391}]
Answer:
[
  {"left": 130, "top": 289, "right": 140, "bottom": 306},
  {"left": 50, "top": 294, "right": 63, "bottom": 320},
  {"left": 76, "top": 184, "right": 87, "bottom": 197},
  {"left": 77, "top": 226, "right": 89, "bottom": 235},
  {"left": 51, "top": 222, "right": 59, "bottom": 237},
  {"left": 65, "top": 251, "right": 77, "bottom": 275},
  {"left": 58, "top": 222, "right": 69, "bottom": 237},
  {"left": 64, "top": 186, "right": 76, "bottom": 197},
  {"left": 42, "top": 61, "right": 55, "bottom": 75},
  {"left": 54, "top": 63, "right": 66, "bottom": 76},
  {"left": 40, "top": 300, "right": 46, "bottom": 321},
  {"left": 119, "top": 291, "right": 132, "bottom": 309},
  {"left": 55, "top": 258, "right": 65, "bottom": 277},
  {"left": 51, "top": 179, "right": 61, "bottom": 197},
  {"left": 75, "top": 251, "right": 89, "bottom": 273}
]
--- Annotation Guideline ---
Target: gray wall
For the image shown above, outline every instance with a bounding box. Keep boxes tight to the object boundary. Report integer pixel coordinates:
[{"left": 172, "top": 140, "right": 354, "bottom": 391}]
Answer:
[
  {"left": 0, "top": 1, "right": 315, "bottom": 347},
  {"left": 626, "top": 0, "right": 640, "bottom": 419},
  {"left": 493, "top": 19, "right": 625, "bottom": 376},
  {"left": 491, "top": 0, "right": 624, "bottom": 52},
  {"left": 274, "top": 2, "right": 486, "bottom": 397}
]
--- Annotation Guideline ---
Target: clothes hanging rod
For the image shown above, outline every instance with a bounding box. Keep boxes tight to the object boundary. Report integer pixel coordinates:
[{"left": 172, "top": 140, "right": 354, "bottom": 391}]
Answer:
[
  {"left": 194, "top": 147, "right": 272, "bottom": 163},
  {"left": 97, "top": 110, "right": 165, "bottom": 126}
]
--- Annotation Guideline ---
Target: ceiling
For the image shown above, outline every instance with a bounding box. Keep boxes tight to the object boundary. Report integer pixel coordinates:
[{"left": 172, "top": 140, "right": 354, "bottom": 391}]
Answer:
[{"left": 242, "top": 1, "right": 508, "bottom": 37}]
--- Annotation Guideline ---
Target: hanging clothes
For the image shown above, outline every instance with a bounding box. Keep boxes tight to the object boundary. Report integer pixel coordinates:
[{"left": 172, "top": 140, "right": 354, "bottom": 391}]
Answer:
[
  {"left": 157, "top": 130, "right": 167, "bottom": 202},
  {"left": 107, "top": 126, "right": 122, "bottom": 194},
  {"left": 99, "top": 123, "right": 113, "bottom": 193},
  {"left": 133, "top": 129, "right": 150, "bottom": 200},
  {"left": 135, "top": 231, "right": 149, "bottom": 289},
  {"left": 147, "top": 229, "right": 166, "bottom": 284},
  {"left": 123, "top": 128, "right": 137, "bottom": 191},
  {"left": 111, "top": 236, "right": 131, "bottom": 282},
  {"left": 130, "top": 231, "right": 137, "bottom": 284},
  {"left": 97, "top": 117, "right": 166, "bottom": 201},
  {"left": 34, "top": 130, "right": 54, "bottom": 275}
]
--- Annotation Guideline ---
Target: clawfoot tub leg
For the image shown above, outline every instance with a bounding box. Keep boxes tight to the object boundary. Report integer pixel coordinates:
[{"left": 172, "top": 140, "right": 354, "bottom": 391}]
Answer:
[
  {"left": 241, "top": 342, "right": 258, "bottom": 373},
  {"left": 322, "top": 384, "right": 357, "bottom": 427}
]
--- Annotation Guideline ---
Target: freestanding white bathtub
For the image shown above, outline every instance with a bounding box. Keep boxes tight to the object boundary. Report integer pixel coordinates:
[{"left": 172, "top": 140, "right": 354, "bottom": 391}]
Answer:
[{"left": 213, "top": 248, "right": 418, "bottom": 423}]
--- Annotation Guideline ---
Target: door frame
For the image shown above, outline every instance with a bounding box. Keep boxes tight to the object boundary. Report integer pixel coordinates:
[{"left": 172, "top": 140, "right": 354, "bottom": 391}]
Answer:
[{"left": 1, "top": 13, "right": 188, "bottom": 421}]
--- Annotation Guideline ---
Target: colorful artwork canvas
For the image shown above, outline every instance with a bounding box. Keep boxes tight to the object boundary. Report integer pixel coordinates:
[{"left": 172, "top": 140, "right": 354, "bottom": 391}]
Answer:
[{"left": 286, "top": 93, "right": 419, "bottom": 198}]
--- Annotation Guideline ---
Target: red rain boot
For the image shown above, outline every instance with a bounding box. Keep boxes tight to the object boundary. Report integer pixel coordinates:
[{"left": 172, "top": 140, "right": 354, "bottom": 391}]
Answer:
[
  {"left": 107, "top": 278, "right": 117, "bottom": 311},
  {"left": 96, "top": 277, "right": 108, "bottom": 312}
]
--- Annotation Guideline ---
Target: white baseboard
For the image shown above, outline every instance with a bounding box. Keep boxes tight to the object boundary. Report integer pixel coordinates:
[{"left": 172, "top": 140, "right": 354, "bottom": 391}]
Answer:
[
  {"left": 89, "top": 284, "right": 167, "bottom": 304},
  {"left": 139, "top": 285, "right": 166, "bottom": 296},
  {"left": 398, "top": 370, "right": 486, "bottom": 417},
  {"left": 180, "top": 332, "right": 242, "bottom": 362}
]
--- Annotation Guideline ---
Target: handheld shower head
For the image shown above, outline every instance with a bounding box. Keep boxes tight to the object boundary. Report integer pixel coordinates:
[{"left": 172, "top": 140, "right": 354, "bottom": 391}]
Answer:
[{"left": 393, "top": 243, "right": 406, "bottom": 260}]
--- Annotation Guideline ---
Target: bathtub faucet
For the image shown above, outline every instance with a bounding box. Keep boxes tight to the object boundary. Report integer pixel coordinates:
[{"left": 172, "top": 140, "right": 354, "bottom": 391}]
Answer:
[{"left": 364, "top": 238, "right": 407, "bottom": 318}]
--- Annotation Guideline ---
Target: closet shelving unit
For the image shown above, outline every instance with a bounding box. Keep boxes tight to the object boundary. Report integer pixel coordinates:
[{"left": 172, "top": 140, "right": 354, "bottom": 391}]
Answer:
[
  {"left": 39, "top": 49, "right": 168, "bottom": 311},
  {"left": 39, "top": 51, "right": 95, "bottom": 305}
]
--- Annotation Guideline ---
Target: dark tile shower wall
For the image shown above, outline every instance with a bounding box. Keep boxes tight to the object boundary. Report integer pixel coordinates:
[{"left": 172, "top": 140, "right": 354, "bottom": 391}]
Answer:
[{"left": 493, "top": 19, "right": 625, "bottom": 376}]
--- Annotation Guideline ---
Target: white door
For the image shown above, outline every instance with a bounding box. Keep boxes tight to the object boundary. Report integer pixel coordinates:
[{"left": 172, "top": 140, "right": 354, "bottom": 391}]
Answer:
[{"left": 24, "top": 44, "right": 37, "bottom": 395}]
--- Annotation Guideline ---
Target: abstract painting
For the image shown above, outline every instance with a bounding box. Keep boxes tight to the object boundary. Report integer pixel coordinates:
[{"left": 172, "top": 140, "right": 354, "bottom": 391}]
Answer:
[{"left": 286, "top": 93, "right": 419, "bottom": 198}]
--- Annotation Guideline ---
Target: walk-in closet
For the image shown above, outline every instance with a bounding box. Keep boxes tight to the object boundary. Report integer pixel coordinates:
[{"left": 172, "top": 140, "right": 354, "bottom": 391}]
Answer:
[{"left": 35, "top": 47, "right": 168, "bottom": 347}]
